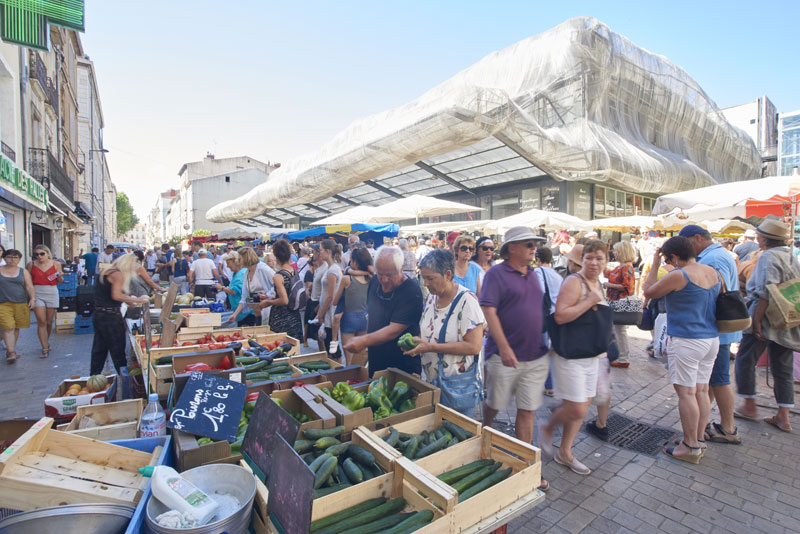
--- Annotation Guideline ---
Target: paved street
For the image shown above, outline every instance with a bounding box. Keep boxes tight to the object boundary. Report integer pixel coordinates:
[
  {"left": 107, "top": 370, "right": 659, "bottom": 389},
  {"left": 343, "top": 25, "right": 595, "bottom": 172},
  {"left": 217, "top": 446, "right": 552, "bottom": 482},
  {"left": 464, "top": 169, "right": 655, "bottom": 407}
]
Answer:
[{"left": 1, "top": 320, "right": 797, "bottom": 533}]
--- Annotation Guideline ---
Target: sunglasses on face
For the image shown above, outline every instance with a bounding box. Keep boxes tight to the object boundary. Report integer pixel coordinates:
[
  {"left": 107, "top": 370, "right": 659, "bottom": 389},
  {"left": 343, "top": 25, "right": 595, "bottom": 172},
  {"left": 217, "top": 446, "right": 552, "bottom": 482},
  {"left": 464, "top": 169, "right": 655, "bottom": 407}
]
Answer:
[
  {"left": 459, "top": 246, "right": 474, "bottom": 252},
  {"left": 522, "top": 241, "right": 536, "bottom": 249},
  {"left": 35, "top": 252, "right": 47, "bottom": 257},
  {"left": 480, "top": 245, "right": 495, "bottom": 251}
]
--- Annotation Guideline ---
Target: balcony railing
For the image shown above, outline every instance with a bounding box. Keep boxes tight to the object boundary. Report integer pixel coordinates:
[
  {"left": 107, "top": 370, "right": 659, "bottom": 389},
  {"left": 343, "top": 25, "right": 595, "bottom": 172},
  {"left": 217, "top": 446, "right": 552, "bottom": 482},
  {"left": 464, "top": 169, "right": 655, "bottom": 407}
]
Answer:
[
  {"left": 1, "top": 141, "right": 15, "bottom": 162},
  {"left": 28, "top": 148, "right": 74, "bottom": 203},
  {"left": 29, "top": 52, "right": 47, "bottom": 95},
  {"left": 46, "top": 77, "right": 59, "bottom": 116}
]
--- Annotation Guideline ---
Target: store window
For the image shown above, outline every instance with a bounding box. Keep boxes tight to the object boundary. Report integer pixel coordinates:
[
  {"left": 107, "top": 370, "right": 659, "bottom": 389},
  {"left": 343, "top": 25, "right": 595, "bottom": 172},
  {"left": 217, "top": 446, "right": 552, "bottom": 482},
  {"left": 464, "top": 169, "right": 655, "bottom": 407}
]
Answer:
[
  {"left": 542, "top": 185, "right": 560, "bottom": 212},
  {"left": 626, "top": 193, "right": 634, "bottom": 216},
  {"left": 0, "top": 210, "right": 14, "bottom": 249},
  {"left": 594, "top": 187, "right": 604, "bottom": 217},
  {"left": 521, "top": 187, "right": 540, "bottom": 210},
  {"left": 491, "top": 191, "right": 519, "bottom": 219}
]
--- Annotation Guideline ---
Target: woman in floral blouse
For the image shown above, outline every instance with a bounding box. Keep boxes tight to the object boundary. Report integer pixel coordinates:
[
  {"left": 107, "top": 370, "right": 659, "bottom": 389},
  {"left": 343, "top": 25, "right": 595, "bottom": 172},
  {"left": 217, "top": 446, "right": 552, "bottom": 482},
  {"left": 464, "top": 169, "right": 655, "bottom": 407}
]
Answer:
[
  {"left": 403, "top": 249, "right": 486, "bottom": 415},
  {"left": 604, "top": 241, "right": 637, "bottom": 368}
]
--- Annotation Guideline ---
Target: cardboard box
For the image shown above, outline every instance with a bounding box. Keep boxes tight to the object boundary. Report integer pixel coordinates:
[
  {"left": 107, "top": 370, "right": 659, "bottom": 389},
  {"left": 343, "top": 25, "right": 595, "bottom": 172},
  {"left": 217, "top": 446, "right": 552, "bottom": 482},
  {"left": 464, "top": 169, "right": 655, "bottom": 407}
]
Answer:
[
  {"left": 58, "top": 399, "right": 144, "bottom": 441},
  {"left": 44, "top": 373, "right": 118, "bottom": 421},
  {"left": 172, "top": 429, "right": 241, "bottom": 472},
  {"left": 55, "top": 311, "right": 76, "bottom": 325},
  {"left": 185, "top": 312, "right": 222, "bottom": 328}
]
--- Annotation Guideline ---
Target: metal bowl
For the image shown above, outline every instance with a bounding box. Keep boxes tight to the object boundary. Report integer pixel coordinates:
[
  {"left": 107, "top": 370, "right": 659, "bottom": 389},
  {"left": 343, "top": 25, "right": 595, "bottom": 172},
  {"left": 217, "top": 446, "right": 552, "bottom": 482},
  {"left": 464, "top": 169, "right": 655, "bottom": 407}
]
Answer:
[
  {"left": 145, "top": 463, "right": 256, "bottom": 534},
  {"left": 0, "top": 504, "right": 135, "bottom": 534}
]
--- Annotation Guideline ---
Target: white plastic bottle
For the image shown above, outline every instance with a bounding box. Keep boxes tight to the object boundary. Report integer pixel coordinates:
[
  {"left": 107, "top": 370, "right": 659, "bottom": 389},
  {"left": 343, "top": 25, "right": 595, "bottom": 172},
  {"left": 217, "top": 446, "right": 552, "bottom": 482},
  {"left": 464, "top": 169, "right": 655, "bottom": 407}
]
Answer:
[
  {"left": 139, "top": 465, "right": 219, "bottom": 526},
  {"left": 139, "top": 393, "right": 166, "bottom": 438}
]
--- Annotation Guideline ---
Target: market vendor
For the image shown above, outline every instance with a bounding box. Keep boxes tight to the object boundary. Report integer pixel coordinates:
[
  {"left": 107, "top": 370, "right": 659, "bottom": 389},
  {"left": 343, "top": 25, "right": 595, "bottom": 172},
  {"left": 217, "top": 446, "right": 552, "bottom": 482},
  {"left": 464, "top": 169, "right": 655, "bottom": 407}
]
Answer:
[{"left": 343, "top": 246, "right": 423, "bottom": 376}]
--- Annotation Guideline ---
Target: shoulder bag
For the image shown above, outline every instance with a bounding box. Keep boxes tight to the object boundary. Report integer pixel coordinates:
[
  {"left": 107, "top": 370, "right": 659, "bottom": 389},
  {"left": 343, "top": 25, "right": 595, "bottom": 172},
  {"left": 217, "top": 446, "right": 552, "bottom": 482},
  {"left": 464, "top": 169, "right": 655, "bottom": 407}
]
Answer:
[
  {"left": 429, "top": 290, "right": 483, "bottom": 414},
  {"left": 716, "top": 273, "right": 751, "bottom": 333},
  {"left": 764, "top": 249, "right": 800, "bottom": 330},
  {"left": 548, "top": 274, "right": 613, "bottom": 359}
]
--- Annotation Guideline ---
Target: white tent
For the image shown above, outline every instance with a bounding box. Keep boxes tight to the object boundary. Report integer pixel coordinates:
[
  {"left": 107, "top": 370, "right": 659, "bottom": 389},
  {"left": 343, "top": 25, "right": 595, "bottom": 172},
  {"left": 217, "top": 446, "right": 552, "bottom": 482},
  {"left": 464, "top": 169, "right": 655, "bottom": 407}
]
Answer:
[
  {"left": 399, "top": 220, "right": 495, "bottom": 235},
  {"left": 590, "top": 215, "right": 662, "bottom": 232},
  {"left": 310, "top": 206, "right": 385, "bottom": 225},
  {"left": 374, "top": 195, "right": 484, "bottom": 224},
  {"left": 487, "top": 209, "right": 593, "bottom": 234}
]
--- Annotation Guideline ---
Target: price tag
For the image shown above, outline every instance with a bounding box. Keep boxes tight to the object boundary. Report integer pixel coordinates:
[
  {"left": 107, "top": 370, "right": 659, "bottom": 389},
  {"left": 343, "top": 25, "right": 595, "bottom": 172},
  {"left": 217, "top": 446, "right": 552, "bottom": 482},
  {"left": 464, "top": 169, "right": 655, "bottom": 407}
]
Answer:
[{"left": 167, "top": 371, "right": 246, "bottom": 442}]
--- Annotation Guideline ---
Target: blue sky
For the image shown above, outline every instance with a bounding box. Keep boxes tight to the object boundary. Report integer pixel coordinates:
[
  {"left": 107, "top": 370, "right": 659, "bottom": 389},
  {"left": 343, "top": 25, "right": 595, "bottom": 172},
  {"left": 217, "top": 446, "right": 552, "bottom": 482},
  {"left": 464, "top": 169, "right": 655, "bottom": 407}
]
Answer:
[{"left": 81, "top": 1, "right": 800, "bottom": 219}]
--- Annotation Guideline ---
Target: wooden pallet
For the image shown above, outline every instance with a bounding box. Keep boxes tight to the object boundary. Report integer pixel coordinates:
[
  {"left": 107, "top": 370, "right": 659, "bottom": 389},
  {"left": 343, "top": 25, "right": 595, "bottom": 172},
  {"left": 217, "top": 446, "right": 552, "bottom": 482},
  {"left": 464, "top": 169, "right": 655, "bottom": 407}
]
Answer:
[{"left": 0, "top": 418, "right": 162, "bottom": 511}]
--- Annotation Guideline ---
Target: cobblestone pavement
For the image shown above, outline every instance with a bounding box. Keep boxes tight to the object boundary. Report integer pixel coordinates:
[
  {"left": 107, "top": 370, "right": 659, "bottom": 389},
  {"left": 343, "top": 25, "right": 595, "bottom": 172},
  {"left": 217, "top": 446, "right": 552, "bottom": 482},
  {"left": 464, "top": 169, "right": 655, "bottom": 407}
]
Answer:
[{"left": 2, "top": 320, "right": 797, "bottom": 533}]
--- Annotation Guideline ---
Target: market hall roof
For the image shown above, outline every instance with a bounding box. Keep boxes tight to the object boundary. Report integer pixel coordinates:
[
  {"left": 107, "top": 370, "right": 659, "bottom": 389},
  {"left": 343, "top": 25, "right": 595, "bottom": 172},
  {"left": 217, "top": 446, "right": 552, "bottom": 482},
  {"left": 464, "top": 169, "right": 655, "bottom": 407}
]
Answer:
[{"left": 206, "top": 17, "right": 761, "bottom": 224}]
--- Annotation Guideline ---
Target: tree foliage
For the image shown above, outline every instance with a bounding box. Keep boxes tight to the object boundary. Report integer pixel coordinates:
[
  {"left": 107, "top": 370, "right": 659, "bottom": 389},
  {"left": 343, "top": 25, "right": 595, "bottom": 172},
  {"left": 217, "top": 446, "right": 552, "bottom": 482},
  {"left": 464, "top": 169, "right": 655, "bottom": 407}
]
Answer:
[{"left": 116, "top": 193, "right": 139, "bottom": 236}]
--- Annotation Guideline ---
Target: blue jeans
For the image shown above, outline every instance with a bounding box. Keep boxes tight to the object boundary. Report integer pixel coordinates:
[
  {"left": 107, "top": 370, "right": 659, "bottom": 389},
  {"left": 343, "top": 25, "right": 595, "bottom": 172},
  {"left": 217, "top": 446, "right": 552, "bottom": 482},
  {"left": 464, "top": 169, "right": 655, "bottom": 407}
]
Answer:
[{"left": 709, "top": 343, "right": 731, "bottom": 386}]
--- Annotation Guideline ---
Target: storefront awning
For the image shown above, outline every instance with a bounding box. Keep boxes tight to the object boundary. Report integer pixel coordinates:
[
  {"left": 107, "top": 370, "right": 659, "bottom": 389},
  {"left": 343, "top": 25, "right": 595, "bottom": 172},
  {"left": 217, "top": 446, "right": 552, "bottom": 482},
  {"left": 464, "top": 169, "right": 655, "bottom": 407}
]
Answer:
[{"left": 74, "top": 201, "right": 94, "bottom": 222}]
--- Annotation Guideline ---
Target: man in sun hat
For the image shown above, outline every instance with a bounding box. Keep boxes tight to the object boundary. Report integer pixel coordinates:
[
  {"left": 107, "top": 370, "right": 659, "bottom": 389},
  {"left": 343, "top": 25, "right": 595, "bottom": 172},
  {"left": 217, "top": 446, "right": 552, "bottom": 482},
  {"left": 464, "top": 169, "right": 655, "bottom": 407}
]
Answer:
[
  {"left": 678, "top": 224, "right": 743, "bottom": 444},
  {"left": 480, "top": 226, "right": 550, "bottom": 490},
  {"left": 735, "top": 218, "right": 800, "bottom": 432}
]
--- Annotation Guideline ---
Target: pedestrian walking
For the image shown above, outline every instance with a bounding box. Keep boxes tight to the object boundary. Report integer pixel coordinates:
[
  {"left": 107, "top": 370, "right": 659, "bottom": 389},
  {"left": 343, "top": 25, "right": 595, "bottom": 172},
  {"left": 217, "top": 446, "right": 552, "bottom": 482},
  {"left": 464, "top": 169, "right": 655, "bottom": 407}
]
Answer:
[
  {"left": 541, "top": 240, "right": 612, "bottom": 476},
  {"left": 0, "top": 249, "right": 35, "bottom": 363},
  {"left": 81, "top": 247, "right": 99, "bottom": 285},
  {"left": 27, "top": 244, "right": 62, "bottom": 359},
  {"left": 263, "top": 239, "right": 304, "bottom": 340},
  {"left": 480, "top": 226, "right": 549, "bottom": 490},
  {"left": 90, "top": 254, "right": 149, "bottom": 375},
  {"left": 644, "top": 236, "right": 721, "bottom": 464},
  {"left": 605, "top": 241, "right": 636, "bottom": 368},
  {"left": 452, "top": 235, "right": 482, "bottom": 296},
  {"left": 734, "top": 219, "right": 799, "bottom": 433}
]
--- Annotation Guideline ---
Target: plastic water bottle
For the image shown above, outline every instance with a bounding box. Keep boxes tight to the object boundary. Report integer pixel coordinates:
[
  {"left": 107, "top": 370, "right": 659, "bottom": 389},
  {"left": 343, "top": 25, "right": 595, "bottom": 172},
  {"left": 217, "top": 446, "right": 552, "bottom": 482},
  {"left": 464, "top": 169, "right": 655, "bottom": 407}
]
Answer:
[{"left": 139, "top": 393, "right": 166, "bottom": 438}]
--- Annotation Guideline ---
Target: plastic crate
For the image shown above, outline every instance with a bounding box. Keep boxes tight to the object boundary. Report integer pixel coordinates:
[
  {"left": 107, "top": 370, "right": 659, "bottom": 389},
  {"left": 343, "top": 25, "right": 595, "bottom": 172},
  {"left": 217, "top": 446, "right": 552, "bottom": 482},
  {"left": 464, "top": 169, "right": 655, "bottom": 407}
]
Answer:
[
  {"left": 74, "top": 315, "right": 94, "bottom": 335},
  {"left": 58, "top": 286, "right": 77, "bottom": 297},
  {"left": 58, "top": 296, "right": 77, "bottom": 312}
]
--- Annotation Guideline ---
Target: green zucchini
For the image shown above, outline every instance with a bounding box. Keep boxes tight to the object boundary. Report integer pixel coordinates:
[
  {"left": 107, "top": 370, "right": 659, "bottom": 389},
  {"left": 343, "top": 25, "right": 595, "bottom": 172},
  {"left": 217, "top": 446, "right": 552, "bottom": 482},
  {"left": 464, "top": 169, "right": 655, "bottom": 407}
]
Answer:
[
  {"left": 264, "top": 361, "right": 291, "bottom": 371},
  {"left": 397, "top": 432, "right": 414, "bottom": 441},
  {"left": 245, "top": 372, "right": 271, "bottom": 381},
  {"left": 325, "top": 442, "right": 350, "bottom": 456},
  {"left": 315, "top": 437, "right": 341, "bottom": 449},
  {"left": 437, "top": 459, "right": 492, "bottom": 485},
  {"left": 384, "top": 428, "right": 399, "bottom": 447},
  {"left": 348, "top": 512, "right": 415, "bottom": 534},
  {"left": 441, "top": 420, "right": 470, "bottom": 441},
  {"left": 313, "top": 483, "right": 352, "bottom": 499},
  {"left": 243, "top": 360, "right": 268, "bottom": 372},
  {"left": 415, "top": 434, "right": 449, "bottom": 459},
  {"left": 294, "top": 439, "right": 315, "bottom": 454},
  {"left": 309, "top": 453, "right": 333, "bottom": 473},
  {"left": 311, "top": 497, "right": 388, "bottom": 531},
  {"left": 264, "top": 365, "right": 290, "bottom": 375},
  {"left": 379, "top": 510, "right": 434, "bottom": 534},
  {"left": 314, "top": 456, "right": 338, "bottom": 489},
  {"left": 336, "top": 462, "right": 349, "bottom": 484},
  {"left": 404, "top": 436, "right": 419, "bottom": 460},
  {"left": 155, "top": 355, "right": 174, "bottom": 366},
  {"left": 457, "top": 467, "right": 512, "bottom": 502},
  {"left": 342, "top": 458, "right": 364, "bottom": 484},
  {"left": 304, "top": 425, "right": 346, "bottom": 440},
  {"left": 235, "top": 356, "right": 260, "bottom": 365},
  {"left": 298, "top": 361, "right": 331, "bottom": 370},
  {"left": 451, "top": 462, "right": 501, "bottom": 493},
  {"left": 446, "top": 437, "right": 459, "bottom": 448},
  {"left": 315, "top": 498, "right": 406, "bottom": 534},
  {"left": 347, "top": 444, "right": 376, "bottom": 466}
]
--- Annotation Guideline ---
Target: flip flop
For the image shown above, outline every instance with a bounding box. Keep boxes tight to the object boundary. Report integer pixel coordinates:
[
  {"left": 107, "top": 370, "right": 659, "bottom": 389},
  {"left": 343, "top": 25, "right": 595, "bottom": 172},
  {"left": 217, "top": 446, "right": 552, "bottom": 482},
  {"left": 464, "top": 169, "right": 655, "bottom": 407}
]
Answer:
[
  {"left": 763, "top": 416, "right": 792, "bottom": 433},
  {"left": 733, "top": 409, "right": 759, "bottom": 422}
]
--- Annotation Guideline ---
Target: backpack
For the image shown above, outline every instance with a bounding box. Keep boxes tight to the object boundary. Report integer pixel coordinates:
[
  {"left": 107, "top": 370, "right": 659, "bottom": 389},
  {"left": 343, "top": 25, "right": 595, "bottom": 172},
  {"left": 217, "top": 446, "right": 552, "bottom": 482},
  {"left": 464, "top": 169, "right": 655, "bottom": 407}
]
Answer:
[{"left": 280, "top": 269, "right": 308, "bottom": 311}]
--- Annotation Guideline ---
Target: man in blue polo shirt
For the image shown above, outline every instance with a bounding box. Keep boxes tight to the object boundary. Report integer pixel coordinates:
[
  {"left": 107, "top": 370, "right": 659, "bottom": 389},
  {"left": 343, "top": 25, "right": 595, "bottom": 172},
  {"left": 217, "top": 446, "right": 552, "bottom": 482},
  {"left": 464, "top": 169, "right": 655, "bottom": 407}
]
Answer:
[
  {"left": 80, "top": 247, "right": 99, "bottom": 285},
  {"left": 679, "top": 225, "right": 742, "bottom": 444}
]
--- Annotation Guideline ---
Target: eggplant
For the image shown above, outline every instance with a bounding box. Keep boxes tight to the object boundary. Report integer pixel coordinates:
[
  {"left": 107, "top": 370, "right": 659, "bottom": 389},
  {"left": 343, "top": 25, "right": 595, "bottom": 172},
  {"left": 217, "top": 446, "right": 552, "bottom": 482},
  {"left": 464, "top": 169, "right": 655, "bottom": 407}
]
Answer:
[
  {"left": 248, "top": 339, "right": 269, "bottom": 352},
  {"left": 226, "top": 341, "right": 243, "bottom": 354},
  {"left": 278, "top": 343, "right": 294, "bottom": 353}
]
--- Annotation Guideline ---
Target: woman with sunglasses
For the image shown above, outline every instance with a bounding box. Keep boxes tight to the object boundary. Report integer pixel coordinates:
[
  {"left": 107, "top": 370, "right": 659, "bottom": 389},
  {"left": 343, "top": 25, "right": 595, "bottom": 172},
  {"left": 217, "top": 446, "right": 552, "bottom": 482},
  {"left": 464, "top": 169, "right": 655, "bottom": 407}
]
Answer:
[
  {"left": 26, "top": 244, "right": 62, "bottom": 358},
  {"left": 452, "top": 235, "right": 482, "bottom": 296},
  {"left": 471, "top": 236, "right": 496, "bottom": 280},
  {"left": 0, "top": 249, "right": 35, "bottom": 362}
]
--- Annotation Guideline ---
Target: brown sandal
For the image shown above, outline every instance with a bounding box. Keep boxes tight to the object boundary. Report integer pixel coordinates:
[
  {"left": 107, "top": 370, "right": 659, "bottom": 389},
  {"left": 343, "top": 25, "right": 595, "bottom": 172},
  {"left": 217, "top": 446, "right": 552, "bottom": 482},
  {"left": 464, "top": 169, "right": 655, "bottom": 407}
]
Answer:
[
  {"left": 6, "top": 351, "right": 17, "bottom": 363},
  {"left": 764, "top": 416, "right": 792, "bottom": 433},
  {"left": 40, "top": 347, "right": 49, "bottom": 359}
]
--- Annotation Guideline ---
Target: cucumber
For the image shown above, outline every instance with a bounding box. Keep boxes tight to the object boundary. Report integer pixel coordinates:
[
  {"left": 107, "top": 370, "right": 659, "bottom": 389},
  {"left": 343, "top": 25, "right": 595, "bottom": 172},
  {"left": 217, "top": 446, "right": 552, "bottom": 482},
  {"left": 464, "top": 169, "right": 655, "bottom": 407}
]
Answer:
[
  {"left": 311, "top": 498, "right": 388, "bottom": 532},
  {"left": 347, "top": 444, "right": 376, "bottom": 466},
  {"left": 309, "top": 453, "right": 333, "bottom": 473},
  {"left": 415, "top": 434, "right": 449, "bottom": 459},
  {"left": 243, "top": 360, "right": 268, "bottom": 372},
  {"left": 379, "top": 510, "right": 434, "bottom": 534},
  {"left": 342, "top": 458, "right": 364, "bottom": 484},
  {"left": 441, "top": 420, "right": 470, "bottom": 441},
  {"left": 315, "top": 498, "right": 406, "bottom": 534},
  {"left": 313, "top": 483, "right": 352, "bottom": 499},
  {"left": 235, "top": 356, "right": 260, "bottom": 365},
  {"left": 294, "top": 440, "right": 315, "bottom": 453},
  {"left": 457, "top": 467, "right": 512, "bottom": 502},
  {"left": 264, "top": 365, "right": 290, "bottom": 375},
  {"left": 451, "top": 462, "right": 501, "bottom": 494},
  {"left": 155, "top": 355, "right": 174, "bottom": 366},
  {"left": 299, "top": 361, "right": 331, "bottom": 370},
  {"left": 446, "top": 437, "right": 459, "bottom": 448},
  {"left": 303, "top": 452, "right": 317, "bottom": 465},
  {"left": 304, "top": 426, "right": 346, "bottom": 440},
  {"left": 397, "top": 432, "right": 414, "bottom": 441},
  {"left": 348, "top": 512, "right": 415, "bottom": 534},
  {"left": 336, "top": 463, "right": 349, "bottom": 484},
  {"left": 326, "top": 442, "right": 350, "bottom": 456},
  {"left": 437, "top": 459, "right": 492, "bottom": 485},
  {"left": 384, "top": 428, "right": 399, "bottom": 447},
  {"left": 404, "top": 436, "right": 419, "bottom": 460},
  {"left": 315, "top": 437, "right": 341, "bottom": 449},
  {"left": 245, "top": 372, "right": 271, "bottom": 381},
  {"left": 314, "top": 456, "right": 338, "bottom": 489}
]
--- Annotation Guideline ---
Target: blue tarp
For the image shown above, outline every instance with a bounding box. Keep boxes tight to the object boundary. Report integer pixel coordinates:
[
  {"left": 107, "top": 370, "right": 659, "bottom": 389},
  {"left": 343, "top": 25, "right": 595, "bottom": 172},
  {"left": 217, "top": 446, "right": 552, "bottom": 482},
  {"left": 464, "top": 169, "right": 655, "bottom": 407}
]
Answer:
[{"left": 266, "top": 223, "right": 399, "bottom": 243}]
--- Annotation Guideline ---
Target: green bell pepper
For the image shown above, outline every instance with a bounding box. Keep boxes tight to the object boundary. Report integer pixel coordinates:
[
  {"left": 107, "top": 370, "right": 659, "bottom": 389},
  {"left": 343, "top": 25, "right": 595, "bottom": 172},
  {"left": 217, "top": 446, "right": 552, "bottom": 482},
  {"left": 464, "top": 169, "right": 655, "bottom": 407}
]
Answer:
[
  {"left": 368, "top": 375, "right": 388, "bottom": 393},
  {"left": 373, "top": 406, "right": 392, "bottom": 421},
  {"left": 397, "top": 333, "right": 417, "bottom": 351},
  {"left": 398, "top": 397, "right": 416, "bottom": 413},
  {"left": 389, "top": 381, "right": 411, "bottom": 407},
  {"left": 321, "top": 386, "right": 333, "bottom": 398},
  {"left": 342, "top": 390, "right": 365, "bottom": 411},
  {"left": 366, "top": 388, "right": 387, "bottom": 409},
  {"left": 332, "top": 382, "right": 352, "bottom": 403}
]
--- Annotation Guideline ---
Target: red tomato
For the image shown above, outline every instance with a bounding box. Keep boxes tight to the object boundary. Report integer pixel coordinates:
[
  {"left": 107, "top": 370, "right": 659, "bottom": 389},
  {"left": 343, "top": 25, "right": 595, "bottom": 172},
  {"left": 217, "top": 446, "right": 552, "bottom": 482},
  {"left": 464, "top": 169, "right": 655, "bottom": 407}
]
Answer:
[
  {"left": 208, "top": 343, "right": 227, "bottom": 351},
  {"left": 216, "top": 357, "right": 233, "bottom": 370},
  {"left": 181, "top": 341, "right": 194, "bottom": 347}
]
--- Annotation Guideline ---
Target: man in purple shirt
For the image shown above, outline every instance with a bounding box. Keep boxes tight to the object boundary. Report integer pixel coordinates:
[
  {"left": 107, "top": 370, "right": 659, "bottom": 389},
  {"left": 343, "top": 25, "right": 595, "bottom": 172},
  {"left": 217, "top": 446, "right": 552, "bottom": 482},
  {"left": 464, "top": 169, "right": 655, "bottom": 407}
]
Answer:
[{"left": 480, "top": 226, "right": 549, "bottom": 490}]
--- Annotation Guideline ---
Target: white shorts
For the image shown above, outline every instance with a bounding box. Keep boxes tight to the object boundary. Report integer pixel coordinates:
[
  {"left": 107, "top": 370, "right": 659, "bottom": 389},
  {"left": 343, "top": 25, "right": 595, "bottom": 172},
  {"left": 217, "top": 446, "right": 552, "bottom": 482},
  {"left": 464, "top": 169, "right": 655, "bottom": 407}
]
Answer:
[
  {"left": 33, "top": 285, "right": 59, "bottom": 308},
  {"left": 486, "top": 354, "right": 549, "bottom": 411},
  {"left": 667, "top": 336, "right": 719, "bottom": 387},
  {"left": 552, "top": 353, "right": 599, "bottom": 403}
]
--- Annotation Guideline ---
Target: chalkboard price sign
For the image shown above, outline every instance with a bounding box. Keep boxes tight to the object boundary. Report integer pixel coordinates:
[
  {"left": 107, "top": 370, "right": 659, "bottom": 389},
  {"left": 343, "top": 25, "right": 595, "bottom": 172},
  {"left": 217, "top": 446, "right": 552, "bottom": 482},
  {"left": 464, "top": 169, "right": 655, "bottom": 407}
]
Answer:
[
  {"left": 266, "top": 434, "right": 314, "bottom": 534},
  {"left": 167, "top": 371, "right": 247, "bottom": 442},
  {"left": 242, "top": 392, "right": 300, "bottom": 478}
]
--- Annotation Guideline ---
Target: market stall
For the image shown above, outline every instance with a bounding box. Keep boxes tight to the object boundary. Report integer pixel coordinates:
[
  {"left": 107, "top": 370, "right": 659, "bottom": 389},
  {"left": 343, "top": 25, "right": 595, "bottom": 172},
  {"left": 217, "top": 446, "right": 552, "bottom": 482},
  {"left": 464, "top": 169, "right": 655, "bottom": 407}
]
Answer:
[{"left": 272, "top": 222, "right": 400, "bottom": 244}]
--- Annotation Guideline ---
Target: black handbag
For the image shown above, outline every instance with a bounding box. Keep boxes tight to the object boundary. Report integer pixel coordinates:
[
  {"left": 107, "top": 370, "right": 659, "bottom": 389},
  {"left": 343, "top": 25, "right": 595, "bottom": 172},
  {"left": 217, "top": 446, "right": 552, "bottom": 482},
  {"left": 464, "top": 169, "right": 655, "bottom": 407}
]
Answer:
[
  {"left": 548, "top": 274, "right": 613, "bottom": 359},
  {"left": 716, "top": 275, "right": 751, "bottom": 333}
]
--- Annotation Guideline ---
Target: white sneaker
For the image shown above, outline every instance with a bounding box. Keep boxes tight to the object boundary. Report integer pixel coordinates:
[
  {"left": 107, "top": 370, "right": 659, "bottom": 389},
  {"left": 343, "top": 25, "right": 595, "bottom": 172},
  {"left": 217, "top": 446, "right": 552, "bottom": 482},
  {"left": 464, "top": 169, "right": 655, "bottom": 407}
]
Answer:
[{"left": 329, "top": 340, "right": 339, "bottom": 354}]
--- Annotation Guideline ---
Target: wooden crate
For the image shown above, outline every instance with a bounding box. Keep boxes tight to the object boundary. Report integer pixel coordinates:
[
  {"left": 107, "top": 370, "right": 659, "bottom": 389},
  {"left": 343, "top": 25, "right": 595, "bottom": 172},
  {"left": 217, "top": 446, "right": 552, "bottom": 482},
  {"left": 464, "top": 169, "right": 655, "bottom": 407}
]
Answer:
[
  {"left": 57, "top": 399, "right": 144, "bottom": 441},
  {"left": 289, "top": 352, "right": 344, "bottom": 373},
  {"left": 368, "top": 404, "right": 482, "bottom": 465},
  {"left": 304, "top": 383, "right": 373, "bottom": 442},
  {"left": 413, "top": 426, "right": 542, "bottom": 530},
  {"left": 240, "top": 325, "right": 272, "bottom": 337},
  {"left": 0, "top": 418, "right": 162, "bottom": 511},
  {"left": 55, "top": 324, "right": 73, "bottom": 334},
  {"left": 271, "top": 387, "right": 336, "bottom": 440},
  {"left": 185, "top": 312, "right": 222, "bottom": 328},
  {"left": 251, "top": 333, "right": 301, "bottom": 355}
]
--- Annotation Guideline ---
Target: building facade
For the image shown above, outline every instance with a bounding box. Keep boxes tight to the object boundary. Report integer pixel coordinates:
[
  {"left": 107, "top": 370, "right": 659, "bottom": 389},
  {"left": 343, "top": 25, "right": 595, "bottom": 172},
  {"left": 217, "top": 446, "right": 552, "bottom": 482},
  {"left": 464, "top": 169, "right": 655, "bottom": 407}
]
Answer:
[
  {"left": 721, "top": 96, "right": 779, "bottom": 177},
  {"left": 147, "top": 188, "right": 178, "bottom": 246},
  {"left": 778, "top": 110, "right": 800, "bottom": 176},
  {"left": 123, "top": 222, "right": 147, "bottom": 247}
]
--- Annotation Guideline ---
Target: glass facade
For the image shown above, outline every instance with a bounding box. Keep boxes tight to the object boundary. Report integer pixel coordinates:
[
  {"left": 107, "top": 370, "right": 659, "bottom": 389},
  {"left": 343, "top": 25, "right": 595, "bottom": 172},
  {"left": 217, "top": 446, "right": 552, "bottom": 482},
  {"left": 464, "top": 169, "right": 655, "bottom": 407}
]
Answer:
[
  {"left": 592, "top": 185, "right": 654, "bottom": 217},
  {"left": 779, "top": 111, "right": 800, "bottom": 176}
]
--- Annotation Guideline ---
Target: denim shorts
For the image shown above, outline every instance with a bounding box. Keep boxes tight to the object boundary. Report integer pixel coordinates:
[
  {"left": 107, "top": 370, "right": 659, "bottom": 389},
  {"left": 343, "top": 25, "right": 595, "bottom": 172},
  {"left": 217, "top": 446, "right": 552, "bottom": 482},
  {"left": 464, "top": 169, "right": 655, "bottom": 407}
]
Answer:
[
  {"left": 340, "top": 311, "right": 367, "bottom": 334},
  {"left": 709, "top": 343, "right": 731, "bottom": 386}
]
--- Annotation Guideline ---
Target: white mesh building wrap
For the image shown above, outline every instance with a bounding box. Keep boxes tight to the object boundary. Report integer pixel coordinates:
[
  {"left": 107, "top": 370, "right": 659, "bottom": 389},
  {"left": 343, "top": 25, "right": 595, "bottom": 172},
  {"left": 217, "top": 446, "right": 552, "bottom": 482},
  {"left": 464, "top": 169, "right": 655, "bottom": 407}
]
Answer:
[{"left": 207, "top": 17, "right": 760, "bottom": 223}]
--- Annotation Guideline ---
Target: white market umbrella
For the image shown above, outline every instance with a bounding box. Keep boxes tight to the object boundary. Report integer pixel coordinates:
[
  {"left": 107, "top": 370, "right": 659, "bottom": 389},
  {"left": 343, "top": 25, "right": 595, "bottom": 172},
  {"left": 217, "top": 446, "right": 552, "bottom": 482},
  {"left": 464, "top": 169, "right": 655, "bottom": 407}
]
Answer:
[
  {"left": 310, "top": 205, "right": 385, "bottom": 225},
  {"left": 590, "top": 215, "right": 663, "bottom": 232},
  {"left": 702, "top": 219, "right": 755, "bottom": 235},
  {"left": 487, "top": 209, "right": 593, "bottom": 234},
  {"left": 374, "top": 194, "right": 485, "bottom": 224},
  {"left": 399, "top": 219, "right": 495, "bottom": 235}
]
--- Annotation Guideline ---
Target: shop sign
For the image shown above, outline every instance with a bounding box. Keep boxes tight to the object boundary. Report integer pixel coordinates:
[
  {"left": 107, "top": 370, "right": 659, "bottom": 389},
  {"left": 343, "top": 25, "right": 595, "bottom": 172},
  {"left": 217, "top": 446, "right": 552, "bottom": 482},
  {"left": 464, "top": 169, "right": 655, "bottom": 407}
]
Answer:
[{"left": 0, "top": 153, "right": 49, "bottom": 211}]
